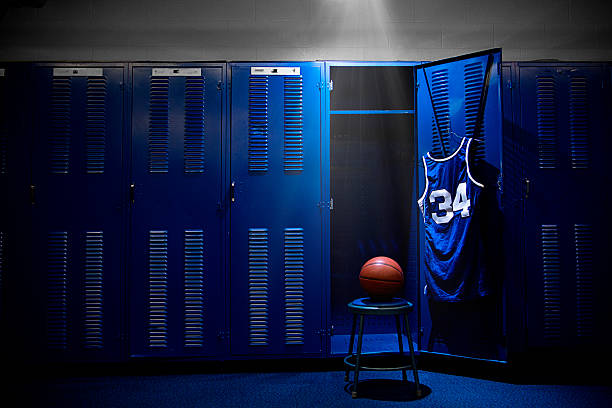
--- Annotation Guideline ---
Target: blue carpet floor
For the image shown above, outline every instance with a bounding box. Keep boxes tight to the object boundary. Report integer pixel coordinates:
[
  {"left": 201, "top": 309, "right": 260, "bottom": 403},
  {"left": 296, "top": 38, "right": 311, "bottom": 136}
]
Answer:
[{"left": 8, "top": 366, "right": 612, "bottom": 408}]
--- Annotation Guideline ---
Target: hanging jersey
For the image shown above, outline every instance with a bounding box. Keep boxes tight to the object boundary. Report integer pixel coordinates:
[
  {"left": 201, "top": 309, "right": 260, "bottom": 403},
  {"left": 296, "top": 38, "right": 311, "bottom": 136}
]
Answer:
[{"left": 417, "top": 137, "right": 488, "bottom": 302}]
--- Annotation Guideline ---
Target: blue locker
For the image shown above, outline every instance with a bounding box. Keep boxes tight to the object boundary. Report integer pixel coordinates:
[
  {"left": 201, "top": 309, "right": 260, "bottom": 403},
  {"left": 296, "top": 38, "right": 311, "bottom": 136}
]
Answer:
[
  {"left": 129, "top": 64, "right": 226, "bottom": 358},
  {"left": 229, "top": 62, "right": 325, "bottom": 356},
  {"left": 30, "top": 64, "right": 126, "bottom": 361},
  {"left": 0, "top": 64, "right": 32, "bottom": 358},
  {"left": 500, "top": 62, "right": 528, "bottom": 356},
  {"left": 416, "top": 50, "right": 505, "bottom": 360},
  {"left": 519, "top": 63, "right": 611, "bottom": 350}
]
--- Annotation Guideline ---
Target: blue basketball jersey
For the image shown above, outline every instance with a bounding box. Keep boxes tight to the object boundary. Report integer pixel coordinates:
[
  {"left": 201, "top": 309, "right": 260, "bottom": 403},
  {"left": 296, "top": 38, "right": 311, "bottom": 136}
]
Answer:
[{"left": 418, "top": 137, "right": 488, "bottom": 302}]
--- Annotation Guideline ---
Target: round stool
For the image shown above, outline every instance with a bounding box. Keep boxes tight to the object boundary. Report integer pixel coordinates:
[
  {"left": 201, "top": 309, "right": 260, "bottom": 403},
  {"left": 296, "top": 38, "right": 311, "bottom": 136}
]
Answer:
[{"left": 343, "top": 297, "right": 421, "bottom": 398}]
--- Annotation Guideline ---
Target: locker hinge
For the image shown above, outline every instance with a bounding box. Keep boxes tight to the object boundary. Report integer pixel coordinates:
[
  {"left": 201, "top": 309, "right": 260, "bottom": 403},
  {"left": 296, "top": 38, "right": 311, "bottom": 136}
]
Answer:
[
  {"left": 317, "top": 198, "right": 333, "bottom": 210},
  {"left": 30, "top": 184, "right": 36, "bottom": 205},
  {"left": 317, "top": 80, "right": 333, "bottom": 91},
  {"left": 315, "top": 328, "right": 333, "bottom": 336}
]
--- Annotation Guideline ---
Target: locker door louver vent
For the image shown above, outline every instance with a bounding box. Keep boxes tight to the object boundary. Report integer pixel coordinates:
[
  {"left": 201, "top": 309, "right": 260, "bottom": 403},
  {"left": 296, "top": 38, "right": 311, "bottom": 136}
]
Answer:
[
  {"left": 541, "top": 225, "right": 561, "bottom": 342},
  {"left": 0, "top": 76, "right": 7, "bottom": 175},
  {"left": 86, "top": 77, "right": 107, "bottom": 174},
  {"left": 284, "top": 228, "right": 305, "bottom": 345},
  {"left": 464, "top": 62, "right": 485, "bottom": 160},
  {"left": 184, "top": 229, "right": 205, "bottom": 348},
  {"left": 574, "top": 224, "right": 594, "bottom": 338},
  {"left": 536, "top": 76, "right": 557, "bottom": 169},
  {"left": 284, "top": 76, "right": 304, "bottom": 172},
  {"left": 149, "top": 77, "right": 169, "bottom": 173},
  {"left": 184, "top": 77, "right": 205, "bottom": 174},
  {"left": 47, "top": 231, "right": 68, "bottom": 350},
  {"left": 248, "top": 228, "right": 269, "bottom": 346},
  {"left": 430, "top": 69, "right": 450, "bottom": 157},
  {"left": 148, "top": 230, "right": 168, "bottom": 348},
  {"left": 248, "top": 76, "right": 269, "bottom": 172},
  {"left": 84, "top": 231, "right": 104, "bottom": 349},
  {"left": 50, "top": 78, "right": 72, "bottom": 174},
  {"left": 569, "top": 77, "right": 589, "bottom": 169}
]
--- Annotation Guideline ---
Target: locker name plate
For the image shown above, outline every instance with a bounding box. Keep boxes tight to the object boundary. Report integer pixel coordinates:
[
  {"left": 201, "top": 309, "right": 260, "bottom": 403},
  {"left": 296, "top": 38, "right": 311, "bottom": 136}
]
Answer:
[
  {"left": 0, "top": 68, "right": 5, "bottom": 77},
  {"left": 53, "top": 67, "right": 104, "bottom": 77},
  {"left": 250, "top": 67, "right": 300, "bottom": 76},
  {"left": 152, "top": 68, "right": 202, "bottom": 77}
]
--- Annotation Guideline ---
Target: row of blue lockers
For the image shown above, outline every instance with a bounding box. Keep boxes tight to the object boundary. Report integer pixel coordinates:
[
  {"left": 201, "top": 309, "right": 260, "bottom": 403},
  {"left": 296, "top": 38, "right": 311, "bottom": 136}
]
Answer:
[
  {"left": 0, "top": 56, "right": 611, "bottom": 364},
  {"left": 0, "top": 61, "right": 329, "bottom": 363}
]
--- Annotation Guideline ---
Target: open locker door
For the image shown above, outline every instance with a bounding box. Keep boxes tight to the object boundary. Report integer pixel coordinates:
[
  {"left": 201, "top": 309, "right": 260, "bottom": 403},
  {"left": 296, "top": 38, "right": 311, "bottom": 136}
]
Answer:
[{"left": 416, "top": 49, "right": 505, "bottom": 361}]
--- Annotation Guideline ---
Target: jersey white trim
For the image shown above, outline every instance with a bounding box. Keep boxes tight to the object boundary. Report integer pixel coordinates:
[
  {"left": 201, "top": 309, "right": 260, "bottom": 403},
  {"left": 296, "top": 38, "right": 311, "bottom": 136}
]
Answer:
[
  {"left": 465, "top": 138, "right": 485, "bottom": 188},
  {"left": 427, "top": 137, "right": 465, "bottom": 162},
  {"left": 417, "top": 155, "right": 429, "bottom": 211}
]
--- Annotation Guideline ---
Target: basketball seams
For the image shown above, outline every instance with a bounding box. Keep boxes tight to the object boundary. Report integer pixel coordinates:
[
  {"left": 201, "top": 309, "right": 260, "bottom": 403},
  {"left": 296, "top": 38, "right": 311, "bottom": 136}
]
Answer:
[
  {"left": 362, "top": 261, "right": 402, "bottom": 275},
  {"left": 359, "top": 276, "right": 403, "bottom": 284}
]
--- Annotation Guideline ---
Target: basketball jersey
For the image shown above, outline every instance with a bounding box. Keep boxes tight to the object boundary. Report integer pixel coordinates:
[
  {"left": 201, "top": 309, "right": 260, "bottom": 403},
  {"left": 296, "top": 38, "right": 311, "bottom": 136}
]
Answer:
[{"left": 417, "top": 137, "right": 488, "bottom": 302}]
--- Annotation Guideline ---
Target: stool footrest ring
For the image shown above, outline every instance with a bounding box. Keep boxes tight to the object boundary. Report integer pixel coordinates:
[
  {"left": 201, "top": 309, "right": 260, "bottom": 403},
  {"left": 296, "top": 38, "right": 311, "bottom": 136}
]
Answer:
[{"left": 344, "top": 352, "right": 415, "bottom": 372}]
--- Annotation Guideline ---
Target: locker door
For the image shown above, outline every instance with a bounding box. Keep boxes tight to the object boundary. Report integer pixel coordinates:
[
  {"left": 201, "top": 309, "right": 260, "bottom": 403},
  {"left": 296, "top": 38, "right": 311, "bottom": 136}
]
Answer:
[
  {"left": 416, "top": 50, "right": 504, "bottom": 360},
  {"left": 230, "top": 63, "right": 324, "bottom": 356},
  {"left": 31, "top": 65, "right": 126, "bottom": 362},
  {"left": 129, "top": 65, "right": 225, "bottom": 358},
  {"left": 0, "top": 64, "right": 32, "bottom": 358},
  {"left": 520, "top": 64, "right": 611, "bottom": 349}
]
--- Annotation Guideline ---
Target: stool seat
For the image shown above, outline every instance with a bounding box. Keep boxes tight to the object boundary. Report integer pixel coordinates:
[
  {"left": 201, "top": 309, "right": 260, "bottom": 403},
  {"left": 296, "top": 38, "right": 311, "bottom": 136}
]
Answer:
[
  {"left": 348, "top": 297, "right": 413, "bottom": 315},
  {"left": 344, "top": 297, "right": 421, "bottom": 399}
]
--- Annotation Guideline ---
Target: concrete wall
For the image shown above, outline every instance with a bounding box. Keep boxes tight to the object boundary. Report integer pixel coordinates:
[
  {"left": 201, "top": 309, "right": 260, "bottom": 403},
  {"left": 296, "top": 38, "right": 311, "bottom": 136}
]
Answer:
[{"left": 1, "top": 0, "right": 611, "bottom": 62}]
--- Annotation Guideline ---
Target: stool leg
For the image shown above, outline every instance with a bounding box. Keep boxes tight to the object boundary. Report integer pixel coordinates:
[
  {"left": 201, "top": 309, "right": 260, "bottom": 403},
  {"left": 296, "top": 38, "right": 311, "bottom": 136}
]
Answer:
[
  {"left": 404, "top": 314, "right": 421, "bottom": 397},
  {"left": 395, "top": 315, "right": 407, "bottom": 382},
  {"left": 352, "top": 315, "right": 365, "bottom": 399},
  {"left": 344, "top": 314, "right": 357, "bottom": 381}
]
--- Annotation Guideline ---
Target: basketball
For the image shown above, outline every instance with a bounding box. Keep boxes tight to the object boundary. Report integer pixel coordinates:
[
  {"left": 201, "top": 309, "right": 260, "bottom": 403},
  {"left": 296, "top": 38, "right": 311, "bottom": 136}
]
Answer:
[{"left": 359, "top": 256, "right": 404, "bottom": 299}]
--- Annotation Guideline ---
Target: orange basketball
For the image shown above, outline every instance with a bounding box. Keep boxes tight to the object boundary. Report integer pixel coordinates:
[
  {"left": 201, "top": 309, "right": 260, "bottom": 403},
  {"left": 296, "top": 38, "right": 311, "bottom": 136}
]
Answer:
[{"left": 359, "top": 256, "right": 404, "bottom": 299}]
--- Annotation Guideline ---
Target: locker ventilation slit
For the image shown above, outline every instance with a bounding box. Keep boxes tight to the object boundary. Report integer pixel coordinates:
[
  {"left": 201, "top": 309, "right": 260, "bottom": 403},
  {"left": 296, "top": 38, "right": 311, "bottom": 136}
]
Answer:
[
  {"left": 47, "top": 231, "right": 69, "bottom": 350},
  {"left": 464, "top": 62, "right": 485, "bottom": 160},
  {"left": 430, "top": 69, "right": 450, "bottom": 157},
  {"left": 284, "top": 76, "right": 304, "bottom": 172},
  {"left": 184, "top": 76, "right": 205, "bottom": 174},
  {"left": 569, "top": 77, "right": 589, "bottom": 169},
  {"left": 541, "top": 225, "right": 561, "bottom": 342},
  {"left": 184, "top": 229, "right": 205, "bottom": 348},
  {"left": 149, "top": 77, "right": 169, "bottom": 173},
  {"left": 86, "top": 76, "right": 107, "bottom": 174},
  {"left": 536, "top": 76, "right": 557, "bottom": 169},
  {"left": 248, "top": 76, "right": 269, "bottom": 172},
  {"left": 50, "top": 77, "right": 72, "bottom": 174},
  {"left": 0, "top": 76, "right": 7, "bottom": 175},
  {"left": 148, "top": 230, "right": 168, "bottom": 348},
  {"left": 248, "top": 228, "right": 269, "bottom": 346},
  {"left": 284, "top": 228, "right": 305, "bottom": 345},
  {"left": 84, "top": 231, "right": 104, "bottom": 349},
  {"left": 574, "top": 224, "right": 594, "bottom": 339}
]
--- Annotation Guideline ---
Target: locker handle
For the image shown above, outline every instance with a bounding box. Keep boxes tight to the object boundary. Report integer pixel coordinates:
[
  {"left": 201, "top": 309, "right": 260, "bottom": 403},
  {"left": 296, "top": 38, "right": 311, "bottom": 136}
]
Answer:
[
  {"left": 230, "top": 181, "right": 236, "bottom": 203},
  {"left": 130, "top": 183, "right": 135, "bottom": 205}
]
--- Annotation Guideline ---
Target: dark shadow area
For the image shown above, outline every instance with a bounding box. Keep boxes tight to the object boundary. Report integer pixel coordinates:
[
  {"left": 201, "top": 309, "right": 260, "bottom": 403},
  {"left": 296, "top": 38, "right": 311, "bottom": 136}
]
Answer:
[{"left": 344, "top": 380, "right": 431, "bottom": 401}]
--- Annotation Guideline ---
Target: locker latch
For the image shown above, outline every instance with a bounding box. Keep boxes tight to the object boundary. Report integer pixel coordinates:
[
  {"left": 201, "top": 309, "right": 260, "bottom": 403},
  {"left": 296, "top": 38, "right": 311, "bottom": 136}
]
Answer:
[{"left": 130, "top": 183, "right": 135, "bottom": 205}]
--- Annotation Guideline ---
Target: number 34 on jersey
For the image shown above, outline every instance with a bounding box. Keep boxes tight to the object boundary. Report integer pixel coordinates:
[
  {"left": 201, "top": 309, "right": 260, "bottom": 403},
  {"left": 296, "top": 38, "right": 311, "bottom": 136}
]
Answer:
[{"left": 429, "top": 182, "right": 471, "bottom": 224}]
